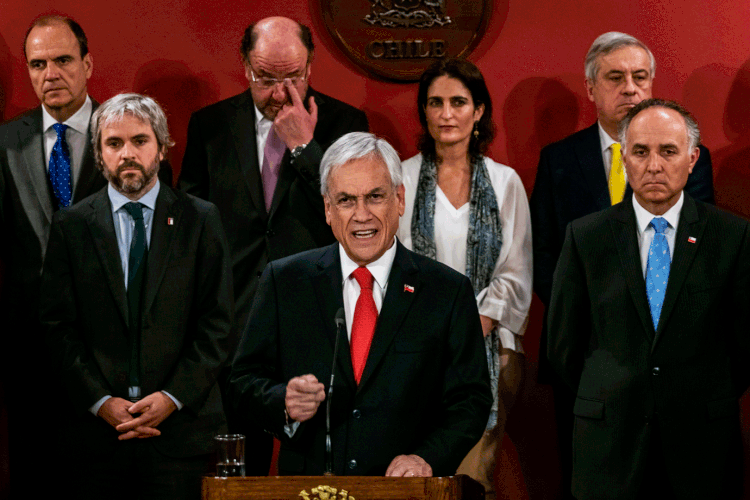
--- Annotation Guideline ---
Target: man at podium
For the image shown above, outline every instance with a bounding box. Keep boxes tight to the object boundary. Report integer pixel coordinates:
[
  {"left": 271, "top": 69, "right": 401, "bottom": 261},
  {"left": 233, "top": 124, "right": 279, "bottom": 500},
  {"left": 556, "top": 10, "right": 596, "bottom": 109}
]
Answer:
[{"left": 229, "top": 132, "right": 492, "bottom": 477}]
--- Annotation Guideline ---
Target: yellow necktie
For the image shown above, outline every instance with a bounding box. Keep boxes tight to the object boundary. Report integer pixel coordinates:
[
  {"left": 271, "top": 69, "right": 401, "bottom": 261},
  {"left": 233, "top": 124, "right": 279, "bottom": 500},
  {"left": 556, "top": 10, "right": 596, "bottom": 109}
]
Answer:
[{"left": 609, "top": 143, "right": 625, "bottom": 204}]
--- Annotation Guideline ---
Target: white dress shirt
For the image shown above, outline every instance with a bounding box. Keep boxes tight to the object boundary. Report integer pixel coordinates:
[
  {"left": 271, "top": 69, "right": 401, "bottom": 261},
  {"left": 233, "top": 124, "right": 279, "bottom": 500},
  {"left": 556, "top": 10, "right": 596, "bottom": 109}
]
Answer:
[
  {"left": 42, "top": 95, "right": 93, "bottom": 187},
  {"left": 255, "top": 105, "right": 274, "bottom": 173},
  {"left": 632, "top": 192, "right": 683, "bottom": 277}
]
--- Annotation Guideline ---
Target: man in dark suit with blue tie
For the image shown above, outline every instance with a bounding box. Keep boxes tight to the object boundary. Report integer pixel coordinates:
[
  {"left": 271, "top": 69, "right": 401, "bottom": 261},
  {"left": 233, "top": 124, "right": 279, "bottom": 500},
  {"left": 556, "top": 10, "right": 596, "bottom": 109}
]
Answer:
[
  {"left": 547, "top": 99, "right": 750, "bottom": 499},
  {"left": 529, "top": 32, "right": 715, "bottom": 498},
  {"left": 0, "top": 15, "right": 105, "bottom": 493}
]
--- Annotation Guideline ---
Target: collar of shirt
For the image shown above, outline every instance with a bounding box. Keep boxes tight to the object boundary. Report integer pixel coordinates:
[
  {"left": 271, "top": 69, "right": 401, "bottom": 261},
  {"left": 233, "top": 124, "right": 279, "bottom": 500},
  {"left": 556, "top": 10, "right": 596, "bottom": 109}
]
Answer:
[
  {"left": 108, "top": 178, "right": 161, "bottom": 214},
  {"left": 255, "top": 105, "right": 274, "bottom": 172},
  {"left": 339, "top": 237, "right": 398, "bottom": 292},
  {"left": 632, "top": 190, "right": 683, "bottom": 237},
  {"left": 43, "top": 94, "right": 93, "bottom": 135},
  {"left": 597, "top": 120, "right": 622, "bottom": 181}
]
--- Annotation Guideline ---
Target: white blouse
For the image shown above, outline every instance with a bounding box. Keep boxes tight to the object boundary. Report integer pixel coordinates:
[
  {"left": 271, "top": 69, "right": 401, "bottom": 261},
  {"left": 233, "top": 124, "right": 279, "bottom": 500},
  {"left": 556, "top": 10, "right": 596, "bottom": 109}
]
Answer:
[{"left": 398, "top": 154, "right": 533, "bottom": 353}]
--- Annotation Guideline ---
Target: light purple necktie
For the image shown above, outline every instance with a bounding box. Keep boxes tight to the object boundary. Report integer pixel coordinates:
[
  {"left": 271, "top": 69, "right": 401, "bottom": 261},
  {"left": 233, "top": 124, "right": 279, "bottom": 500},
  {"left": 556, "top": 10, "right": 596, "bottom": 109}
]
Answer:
[{"left": 261, "top": 125, "right": 286, "bottom": 212}]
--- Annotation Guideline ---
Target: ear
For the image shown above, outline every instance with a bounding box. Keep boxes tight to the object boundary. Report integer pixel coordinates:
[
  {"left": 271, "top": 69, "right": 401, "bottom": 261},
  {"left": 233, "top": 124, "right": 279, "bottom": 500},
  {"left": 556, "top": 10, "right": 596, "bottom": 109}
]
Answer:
[
  {"left": 324, "top": 194, "right": 332, "bottom": 226},
  {"left": 688, "top": 146, "right": 700, "bottom": 174},
  {"left": 585, "top": 77, "right": 595, "bottom": 103},
  {"left": 473, "top": 103, "right": 485, "bottom": 122},
  {"left": 83, "top": 53, "right": 93, "bottom": 80},
  {"left": 244, "top": 63, "right": 253, "bottom": 84},
  {"left": 396, "top": 183, "right": 406, "bottom": 217}
]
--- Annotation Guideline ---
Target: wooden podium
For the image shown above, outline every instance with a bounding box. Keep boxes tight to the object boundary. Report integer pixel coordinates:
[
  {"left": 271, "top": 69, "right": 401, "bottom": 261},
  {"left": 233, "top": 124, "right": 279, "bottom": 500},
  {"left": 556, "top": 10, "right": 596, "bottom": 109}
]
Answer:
[{"left": 202, "top": 475, "right": 484, "bottom": 500}]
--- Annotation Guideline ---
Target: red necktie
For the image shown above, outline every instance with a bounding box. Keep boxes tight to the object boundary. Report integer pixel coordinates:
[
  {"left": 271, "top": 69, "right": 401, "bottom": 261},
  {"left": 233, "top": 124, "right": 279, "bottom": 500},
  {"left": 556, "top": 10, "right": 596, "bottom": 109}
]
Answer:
[{"left": 351, "top": 267, "right": 377, "bottom": 384}]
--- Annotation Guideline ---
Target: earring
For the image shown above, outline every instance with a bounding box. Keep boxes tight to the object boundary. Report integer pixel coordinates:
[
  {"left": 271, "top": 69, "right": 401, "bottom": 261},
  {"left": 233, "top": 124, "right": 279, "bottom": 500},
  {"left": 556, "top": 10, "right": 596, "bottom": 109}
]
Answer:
[{"left": 473, "top": 122, "right": 479, "bottom": 139}]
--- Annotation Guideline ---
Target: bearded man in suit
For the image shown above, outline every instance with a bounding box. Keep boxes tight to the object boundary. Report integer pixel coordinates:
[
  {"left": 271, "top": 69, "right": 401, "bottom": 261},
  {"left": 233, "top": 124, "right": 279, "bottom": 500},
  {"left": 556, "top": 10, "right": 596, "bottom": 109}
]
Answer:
[{"left": 39, "top": 93, "right": 233, "bottom": 499}]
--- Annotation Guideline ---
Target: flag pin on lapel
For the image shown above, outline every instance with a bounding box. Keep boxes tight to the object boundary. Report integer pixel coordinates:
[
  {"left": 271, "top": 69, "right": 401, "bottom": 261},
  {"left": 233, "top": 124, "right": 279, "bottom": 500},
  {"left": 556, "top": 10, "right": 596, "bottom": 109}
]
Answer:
[
  {"left": 404, "top": 284, "right": 414, "bottom": 293},
  {"left": 167, "top": 217, "right": 174, "bottom": 226},
  {"left": 688, "top": 236, "right": 696, "bottom": 244}
]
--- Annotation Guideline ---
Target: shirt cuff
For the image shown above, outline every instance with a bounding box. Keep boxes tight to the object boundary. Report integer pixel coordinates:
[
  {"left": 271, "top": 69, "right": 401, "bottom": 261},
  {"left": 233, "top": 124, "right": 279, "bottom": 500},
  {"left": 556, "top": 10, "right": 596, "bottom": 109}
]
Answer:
[
  {"left": 284, "top": 409, "right": 301, "bottom": 437},
  {"left": 90, "top": 395, "right": 111, "bottom": 416},
  {"left": 497, "top": 326, "right": 524, "bottom": 354},
  {"left": 162, "top": 390, "right": 183, "bottom": 410}
]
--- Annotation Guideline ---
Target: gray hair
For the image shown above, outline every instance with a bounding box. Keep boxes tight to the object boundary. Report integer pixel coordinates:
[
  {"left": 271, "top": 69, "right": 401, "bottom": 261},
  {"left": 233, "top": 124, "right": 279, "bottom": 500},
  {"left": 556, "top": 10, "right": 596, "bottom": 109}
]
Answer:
[
  {"left": 619, "top": 98, "right": 701, "bottom": 152},
  {"left": 91, "top": 93, "right": 174, "bottom": 168},
  {"left": 585, "top": 31, "right": 656, "bottom": 82},
  {"left": 319, "top": 132, "right": 403, "bottom": 196}
]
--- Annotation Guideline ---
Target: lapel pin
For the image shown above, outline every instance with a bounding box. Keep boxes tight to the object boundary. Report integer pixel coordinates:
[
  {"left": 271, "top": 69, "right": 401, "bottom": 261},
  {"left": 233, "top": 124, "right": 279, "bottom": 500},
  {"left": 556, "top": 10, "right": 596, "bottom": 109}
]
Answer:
[
  {"left": 167, "top": 217, "right": 174, "bottom": 226},
  {"left": 688, "top": 236, "right": 696, "bottom": 244},
  {"left": 404, "top": 284, "right": 414, "bottom": 293}
]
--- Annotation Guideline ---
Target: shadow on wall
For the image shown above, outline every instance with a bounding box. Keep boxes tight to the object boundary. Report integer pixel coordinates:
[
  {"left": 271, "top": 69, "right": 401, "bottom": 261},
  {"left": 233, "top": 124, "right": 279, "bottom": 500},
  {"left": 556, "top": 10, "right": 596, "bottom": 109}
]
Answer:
[
  {"left": 133, "top": 60, "right": 221, "bottom": 180},
  {"left": 705, "top": 58, "right": 750, "bottom": 219},
  {"left": 502, "top": 77, "right": 581, "bottom": 192},
  {"left": 0, "top": 31, "right": 14, "bottom": 122}
]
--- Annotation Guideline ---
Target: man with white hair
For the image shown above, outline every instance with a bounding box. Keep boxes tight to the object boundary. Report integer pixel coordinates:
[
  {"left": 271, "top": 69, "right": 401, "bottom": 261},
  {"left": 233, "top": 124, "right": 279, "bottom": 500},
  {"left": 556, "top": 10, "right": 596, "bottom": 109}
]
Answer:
[
  {"left": 229, "top": 132, "right": 491, "bottom": 477},
  {"left": 40, "top": 93, "right": 232, "bottom": 499},
  {"left": 529, "top": 32, "right": 715, "bottom": 498}
]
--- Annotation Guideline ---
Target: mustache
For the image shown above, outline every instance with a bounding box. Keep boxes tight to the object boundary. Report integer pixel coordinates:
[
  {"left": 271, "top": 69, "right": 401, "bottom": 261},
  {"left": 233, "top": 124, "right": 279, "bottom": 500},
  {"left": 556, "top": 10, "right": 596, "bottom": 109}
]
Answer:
[{"left": 117, "top": 160, "right": 146, "bottom": 175}]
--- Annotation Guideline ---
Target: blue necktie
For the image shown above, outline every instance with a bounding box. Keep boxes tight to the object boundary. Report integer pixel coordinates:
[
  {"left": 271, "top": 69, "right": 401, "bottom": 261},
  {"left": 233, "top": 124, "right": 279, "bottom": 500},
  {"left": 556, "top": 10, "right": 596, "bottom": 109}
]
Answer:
[
  {"left": 646, "top": 217, "right": 671, "bottom": 329},
  {"left": 49, "top": 123, "right": 72, "bottom": 208}
]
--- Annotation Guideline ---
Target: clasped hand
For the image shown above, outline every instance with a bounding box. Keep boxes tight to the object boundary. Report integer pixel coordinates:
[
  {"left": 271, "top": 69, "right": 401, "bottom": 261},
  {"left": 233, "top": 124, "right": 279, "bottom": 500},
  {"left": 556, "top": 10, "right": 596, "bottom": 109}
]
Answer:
[{"left": 98, "top": 392, "right": 177, "bottom": 440}]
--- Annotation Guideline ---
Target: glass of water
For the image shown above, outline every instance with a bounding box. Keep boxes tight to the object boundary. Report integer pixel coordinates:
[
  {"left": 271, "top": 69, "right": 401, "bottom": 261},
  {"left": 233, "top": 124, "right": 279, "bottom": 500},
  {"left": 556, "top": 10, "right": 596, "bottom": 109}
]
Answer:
[{"left": 215, "top": 434, "right": 246, "bottom": 477}]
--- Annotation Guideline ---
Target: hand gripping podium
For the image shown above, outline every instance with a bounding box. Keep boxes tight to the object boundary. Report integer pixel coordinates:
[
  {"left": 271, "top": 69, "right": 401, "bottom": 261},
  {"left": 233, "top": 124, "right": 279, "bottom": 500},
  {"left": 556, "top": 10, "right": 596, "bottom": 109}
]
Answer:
[{"left": 202, "top": 475, "right": 485, "bottom": 500}]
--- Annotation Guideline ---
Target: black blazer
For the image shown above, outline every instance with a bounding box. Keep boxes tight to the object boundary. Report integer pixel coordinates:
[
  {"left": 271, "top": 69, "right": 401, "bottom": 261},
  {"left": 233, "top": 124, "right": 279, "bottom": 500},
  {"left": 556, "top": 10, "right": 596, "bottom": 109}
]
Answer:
[
  {"left": 229, "top": 241, "right": 492, "bottom": 476},
  {"left": 547, "top": 194, "right": 750, "bottom": 499},
  {"left": 179, "top": 88, "right": 369, "bottom": 331},
  {"left": 530, "top": 122, "right": 714, "bottom": 380},
  {"left": 39, "top": 185, "right": 234, "bottom": 457}
]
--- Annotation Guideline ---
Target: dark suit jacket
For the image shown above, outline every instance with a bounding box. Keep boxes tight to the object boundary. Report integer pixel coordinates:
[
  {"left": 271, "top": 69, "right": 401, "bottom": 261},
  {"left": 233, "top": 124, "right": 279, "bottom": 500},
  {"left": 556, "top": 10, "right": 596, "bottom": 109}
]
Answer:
[
  {"left": 547, "top": 194, "right": 750, "bottom": 499},
  {"left": 228, "top": 241, "right": 492, "bottom": 476},
  {"left": 179, "top": 88, "right": 369, "bottom": 332},
  {"left": 0, "top": 104, "right": 105, "bottom": 335},
  {"left": 39, "top": 185, "right": 234, "bottom": 458},
  {"left": 530, "top": 122, "right": 714, "bottom": 381}
]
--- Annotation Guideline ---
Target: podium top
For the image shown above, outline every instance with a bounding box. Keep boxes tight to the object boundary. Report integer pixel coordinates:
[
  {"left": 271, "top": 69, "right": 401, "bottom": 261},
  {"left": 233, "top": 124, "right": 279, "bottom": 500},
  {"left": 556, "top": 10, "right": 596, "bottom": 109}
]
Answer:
[{"left": 202, "top": 474, "right": 484, "bottom": 500}]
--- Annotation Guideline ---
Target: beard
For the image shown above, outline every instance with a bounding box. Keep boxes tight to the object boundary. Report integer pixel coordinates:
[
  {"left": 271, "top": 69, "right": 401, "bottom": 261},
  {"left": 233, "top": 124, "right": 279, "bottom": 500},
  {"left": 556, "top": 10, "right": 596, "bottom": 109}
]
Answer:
[{"left": 106, "top": 158, "right": 159, "bottom": 196}]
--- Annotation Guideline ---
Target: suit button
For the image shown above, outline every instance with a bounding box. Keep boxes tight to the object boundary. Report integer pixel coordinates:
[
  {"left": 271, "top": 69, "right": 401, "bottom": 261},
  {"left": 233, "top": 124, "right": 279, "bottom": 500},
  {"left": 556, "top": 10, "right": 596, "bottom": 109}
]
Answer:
[
  {"left": 352, "top": 409, "right": 361, "bottom": 419},
  {"left": 266, "top": 229, "right": 275, "bottom": 237},
  {"left": 652, "top": 367, "right": 660, "bottom": 375},
  {"left": 644, "top": 415, "right": 650, "bottom": 423},
  {"left": 348, "top": 459, "right": 357, "bottom": 469}
]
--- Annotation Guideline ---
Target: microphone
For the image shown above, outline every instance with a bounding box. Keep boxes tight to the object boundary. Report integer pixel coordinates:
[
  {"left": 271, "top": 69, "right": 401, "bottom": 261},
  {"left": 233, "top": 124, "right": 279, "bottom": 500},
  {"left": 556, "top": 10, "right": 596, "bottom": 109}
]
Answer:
[{"left": 325, "top": 307, "right": 346, "bottom": 476}]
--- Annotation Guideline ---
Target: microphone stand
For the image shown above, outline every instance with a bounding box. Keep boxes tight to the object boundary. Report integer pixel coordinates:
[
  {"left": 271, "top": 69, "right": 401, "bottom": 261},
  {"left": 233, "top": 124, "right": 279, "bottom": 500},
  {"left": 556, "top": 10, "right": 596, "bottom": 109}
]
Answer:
[{"left": 325, "top": 308, "right": 346, "bottom": 476}]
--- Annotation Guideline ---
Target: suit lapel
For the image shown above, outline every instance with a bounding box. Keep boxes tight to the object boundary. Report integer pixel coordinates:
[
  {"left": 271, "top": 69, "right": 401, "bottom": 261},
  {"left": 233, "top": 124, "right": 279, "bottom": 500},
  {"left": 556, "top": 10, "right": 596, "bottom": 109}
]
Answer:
[
  {"left": 16, "top": 109, "right": 55, "bottom": 226},
  {"left": 142, "top": 187, "right": 181, "bottom": 314},
  {"left": 312, "top": 245, "right": 355, "bottom": 388},
  {"left": 357, "top": 242, "right": 418, "bottom": 390},
  {"left": 611, "top": 199, "right": 655, "bottom": 342},
  {"left": 86, "top": 189, "right": 129, "bottom": 326},
  {"left": 73, "top": 100, "right": 103, "bottom": 202},
  {"left": 576, "top": 123, "right": 611, "bottom": 211},
  {"left": 229, "top": 91, "right": 266, "bottom": 216},
  {"left": 653, "top": 195, "right": 704, "bottom": 348}
]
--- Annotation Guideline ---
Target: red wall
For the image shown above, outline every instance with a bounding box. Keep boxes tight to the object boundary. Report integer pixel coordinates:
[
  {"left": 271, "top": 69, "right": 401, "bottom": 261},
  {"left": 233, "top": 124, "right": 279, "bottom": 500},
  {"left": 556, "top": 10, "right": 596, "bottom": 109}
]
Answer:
[{"left": 3, "top": 0, "right": 750, "bottom": 498}]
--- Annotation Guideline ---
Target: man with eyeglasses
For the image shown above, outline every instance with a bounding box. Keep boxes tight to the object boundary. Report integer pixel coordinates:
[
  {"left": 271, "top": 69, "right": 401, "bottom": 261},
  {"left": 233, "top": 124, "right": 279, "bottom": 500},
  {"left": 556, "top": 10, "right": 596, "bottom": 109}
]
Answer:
[{"left": 179, "top": 16, "right": 368, "bottom": 476}]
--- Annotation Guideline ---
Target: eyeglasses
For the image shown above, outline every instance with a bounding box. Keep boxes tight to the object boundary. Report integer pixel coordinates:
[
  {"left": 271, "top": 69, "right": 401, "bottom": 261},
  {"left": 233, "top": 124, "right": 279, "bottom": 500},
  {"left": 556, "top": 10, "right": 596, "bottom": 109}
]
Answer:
[{"left": 249, "top": 67, "right": 308, "bottom": 90}]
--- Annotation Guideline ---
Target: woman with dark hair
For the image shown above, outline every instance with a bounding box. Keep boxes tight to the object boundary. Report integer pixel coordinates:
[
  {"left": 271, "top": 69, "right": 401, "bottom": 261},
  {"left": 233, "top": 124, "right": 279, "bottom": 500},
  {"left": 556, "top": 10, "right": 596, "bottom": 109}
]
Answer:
[{"left": 397, "top": 58, "right": 532, "bottom": 497}]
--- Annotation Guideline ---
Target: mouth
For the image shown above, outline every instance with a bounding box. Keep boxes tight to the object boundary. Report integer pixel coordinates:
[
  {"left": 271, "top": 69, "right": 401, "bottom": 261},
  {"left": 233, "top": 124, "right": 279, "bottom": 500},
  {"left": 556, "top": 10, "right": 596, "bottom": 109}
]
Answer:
[{"left": 352, "top": 229, "right": 377, "bottom": 239}]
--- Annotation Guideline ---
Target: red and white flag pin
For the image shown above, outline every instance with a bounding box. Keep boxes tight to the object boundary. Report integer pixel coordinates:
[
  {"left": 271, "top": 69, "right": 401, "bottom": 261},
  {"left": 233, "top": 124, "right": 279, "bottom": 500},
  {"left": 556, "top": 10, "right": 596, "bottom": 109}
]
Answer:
[
  {"left": 688, "top": 236, "right": 696, "bottom": 244},
  {"left": 167, "top": 217, "right": 174, "bottom": 226},
  {"left": 404, "top": 284, "right": 414, "bottom": 293}
]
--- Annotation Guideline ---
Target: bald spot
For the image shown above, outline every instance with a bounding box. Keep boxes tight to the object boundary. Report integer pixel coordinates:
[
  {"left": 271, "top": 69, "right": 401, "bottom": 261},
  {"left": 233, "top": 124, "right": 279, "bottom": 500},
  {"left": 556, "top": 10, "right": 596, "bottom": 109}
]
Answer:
[{"left": 249, "top": 17, "right": 309, "bottom": 76}]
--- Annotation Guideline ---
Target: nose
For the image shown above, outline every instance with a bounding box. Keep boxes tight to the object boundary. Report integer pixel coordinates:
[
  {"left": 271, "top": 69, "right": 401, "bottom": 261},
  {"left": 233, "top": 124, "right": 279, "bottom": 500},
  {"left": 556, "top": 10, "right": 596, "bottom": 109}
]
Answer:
[
  {"left": 622, "top": 74, "right": 636, "bottom": 95},
  {"left": 270, "top": 82, "right": 287, "bottom": 102},
  {"left": 440, "top": 102, "right": 453, "bottom": 119},
  {"left": 353, "top": 198, "right": 373, "bottom": 222},
  {"left": 43, "top": 61, "right": 61, "bottom": 80},
  {"left": 120, "top": 141, "right": 137, "bottom": 160},
  {"left": 646, "top": 151, "right": 663, "bottom": 173}
]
